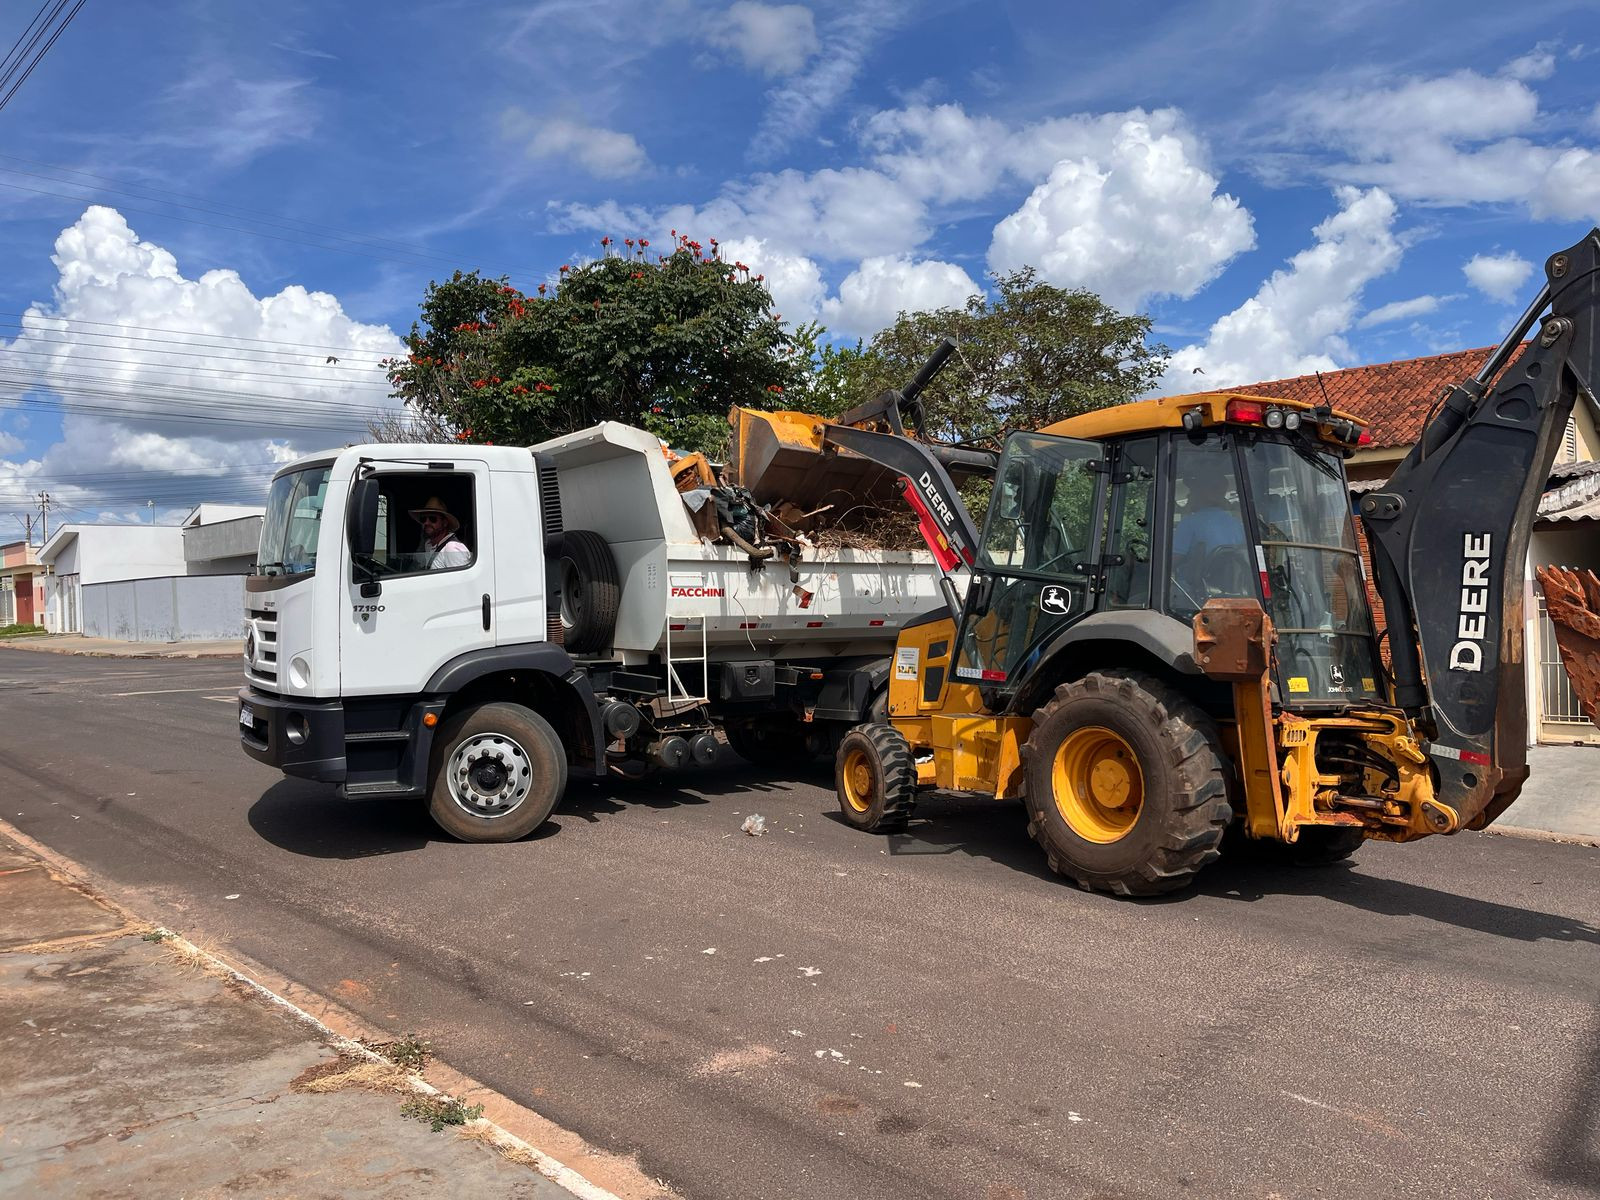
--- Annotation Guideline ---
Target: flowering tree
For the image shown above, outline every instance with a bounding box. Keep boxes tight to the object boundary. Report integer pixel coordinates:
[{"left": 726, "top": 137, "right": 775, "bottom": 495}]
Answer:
[{"left": 386, "top": 235, "right": 809, "bottom": 453}]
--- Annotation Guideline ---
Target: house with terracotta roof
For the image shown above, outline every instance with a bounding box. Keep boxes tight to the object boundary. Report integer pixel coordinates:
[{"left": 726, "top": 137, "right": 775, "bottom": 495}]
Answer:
[{"left": 1226, "top": 344, "right": 1600, "bottom": 744}]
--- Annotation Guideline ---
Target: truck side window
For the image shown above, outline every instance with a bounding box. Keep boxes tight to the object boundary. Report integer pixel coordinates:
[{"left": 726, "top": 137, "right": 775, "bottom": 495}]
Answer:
[{"left": 364, "top": 473, "right": 477, "bottom": 578}]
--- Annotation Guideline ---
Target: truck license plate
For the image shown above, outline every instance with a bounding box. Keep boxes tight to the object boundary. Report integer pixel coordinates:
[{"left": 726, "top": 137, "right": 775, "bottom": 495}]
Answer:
[{"left": 239, "top": 703, "right": 254, "bottom": 729}]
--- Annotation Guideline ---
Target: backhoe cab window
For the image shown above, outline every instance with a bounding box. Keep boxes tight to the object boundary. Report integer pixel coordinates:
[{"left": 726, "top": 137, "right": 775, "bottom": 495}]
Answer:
[
  {"left": 1240, "top": 437, "right": 1380, "bottom": 704},
  {"left": 1167, "top": 439, "right": 1252, "bottom": 620},
  {"left": 356, "top": 473, "right": 476, "bottom": 579}
]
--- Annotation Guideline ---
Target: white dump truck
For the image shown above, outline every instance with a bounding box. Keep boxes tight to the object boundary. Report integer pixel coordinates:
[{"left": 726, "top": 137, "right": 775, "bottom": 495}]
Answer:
[{"left": 238, "top": 420, "right": 943, "bottom": 840}]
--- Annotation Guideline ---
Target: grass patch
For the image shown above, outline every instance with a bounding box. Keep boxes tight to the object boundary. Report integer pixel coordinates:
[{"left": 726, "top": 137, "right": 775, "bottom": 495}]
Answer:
[
  {"left": 0, "top": 623, "right": 46, "bottom": 639},
  {"left": 291, "top": 1055, "right": 413, "bottom": 1095},
  {"left": 363, "top": 1033, "right": 431, "bottom": 1071},
  {"left": 141, "top": 928, "right": 174, "bottom": 943},
  {"left": 401, "top": 1094, "right": 484, "bottom": 1133}
]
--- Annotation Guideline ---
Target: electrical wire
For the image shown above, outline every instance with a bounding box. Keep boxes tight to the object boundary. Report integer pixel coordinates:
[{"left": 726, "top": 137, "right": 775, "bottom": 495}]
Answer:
[{"left": 0, "top": 1, "right": 84, "bottom": 115}]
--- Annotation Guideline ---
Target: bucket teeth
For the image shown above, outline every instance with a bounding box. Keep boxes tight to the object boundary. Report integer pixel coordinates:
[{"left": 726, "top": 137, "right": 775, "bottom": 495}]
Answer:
[{"left": 1536, "top": 564, "right": 1600, "bottom": 728}]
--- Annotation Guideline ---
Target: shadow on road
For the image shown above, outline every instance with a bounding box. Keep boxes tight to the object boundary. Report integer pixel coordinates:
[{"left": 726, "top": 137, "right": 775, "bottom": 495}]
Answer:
[
  {"left": 246, "top": 779, "right": 447, "bottom": 858},
  {"left": 1546, "top": 1012, "right": 1600, "bottom": 1194},
  {"left": 1196, "top": 845, "right": 1600, "bottom": 946}
]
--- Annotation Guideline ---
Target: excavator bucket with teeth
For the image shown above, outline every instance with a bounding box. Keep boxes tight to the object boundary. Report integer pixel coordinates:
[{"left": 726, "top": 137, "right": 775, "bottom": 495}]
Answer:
[{"left": 1535, "top": 564, "right": 1600, "bottom": 730}]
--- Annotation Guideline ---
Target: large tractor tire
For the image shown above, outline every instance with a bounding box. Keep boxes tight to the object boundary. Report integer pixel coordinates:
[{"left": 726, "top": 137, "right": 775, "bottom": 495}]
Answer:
[
  {"left": 834, "top": 724, "right": 917, "bottom": 833},
  {"left": 1019, "top": 670, "right": 1232, "bottom": 896},
  {"left": 427, "top": 702, "right": 567, "bottom": 842},
  {"left": 557, "top": 530, "right": 619, "bottom": 654}
]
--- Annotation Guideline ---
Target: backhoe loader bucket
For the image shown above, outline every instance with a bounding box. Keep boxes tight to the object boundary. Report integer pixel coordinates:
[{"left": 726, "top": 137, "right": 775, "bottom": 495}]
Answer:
[
  {"left": 1536, "top": 565, "right": 1600, "bottom": 728},
  {"left": 727, "top": 406, "right": 904, "bottom": 514}
]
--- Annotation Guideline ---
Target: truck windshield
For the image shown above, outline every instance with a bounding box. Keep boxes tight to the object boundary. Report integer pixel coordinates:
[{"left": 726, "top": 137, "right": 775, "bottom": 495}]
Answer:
[
  {"left": 257, "top": 466, "right": 331, "bottom": 576},
  {"left": 1240, "top": 437, "right": 1380, "bottom": 704}
]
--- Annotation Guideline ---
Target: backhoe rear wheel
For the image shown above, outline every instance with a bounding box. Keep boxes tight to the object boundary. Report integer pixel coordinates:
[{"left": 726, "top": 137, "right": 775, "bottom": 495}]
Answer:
[
  {"left": 1020, "top": 670, "right": 1231, "bottom": 896},
  {"left": 835, "top": 724, "right": 916, "bottom": 833}
]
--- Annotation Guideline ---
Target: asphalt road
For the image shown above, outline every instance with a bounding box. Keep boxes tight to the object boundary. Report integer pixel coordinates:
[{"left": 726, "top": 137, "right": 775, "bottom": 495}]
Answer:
[{"left": 2, "top": 652, "right": 1598, "bottom": 1200}]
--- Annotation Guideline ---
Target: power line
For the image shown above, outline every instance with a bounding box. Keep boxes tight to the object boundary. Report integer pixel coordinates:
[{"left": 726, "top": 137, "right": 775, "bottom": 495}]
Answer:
[
  {"left": 0, "top": 1, "right": 85, "bottom": 116},
  {"left": 0, "top": 310, "right": 411, "bottom": 357}
]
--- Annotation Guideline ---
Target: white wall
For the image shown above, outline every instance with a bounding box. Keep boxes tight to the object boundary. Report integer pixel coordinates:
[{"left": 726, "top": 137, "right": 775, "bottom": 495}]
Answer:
[
  {"left": 72, "top": 526, "right": 186, "bottom": 585},
  {"left": 82, "top": 575, "right": 246, "bottom": 641}
]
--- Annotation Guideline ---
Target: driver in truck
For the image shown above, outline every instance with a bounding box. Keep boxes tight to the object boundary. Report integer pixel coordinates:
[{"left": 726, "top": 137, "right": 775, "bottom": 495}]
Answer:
[{"left": 410, "top": 497, "right": 470, "bottom": 570}]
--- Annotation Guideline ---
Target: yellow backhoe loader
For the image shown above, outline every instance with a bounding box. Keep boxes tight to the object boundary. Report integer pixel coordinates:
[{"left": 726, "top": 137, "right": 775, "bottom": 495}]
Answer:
[{"left": 732, "top": 228, "right": 1600, "bottom": 895}]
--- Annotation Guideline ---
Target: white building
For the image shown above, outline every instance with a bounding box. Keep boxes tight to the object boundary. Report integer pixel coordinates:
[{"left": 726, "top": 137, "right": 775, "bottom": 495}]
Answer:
[{"left": 40, "top": 504, "right": 264, "bottom": 641}]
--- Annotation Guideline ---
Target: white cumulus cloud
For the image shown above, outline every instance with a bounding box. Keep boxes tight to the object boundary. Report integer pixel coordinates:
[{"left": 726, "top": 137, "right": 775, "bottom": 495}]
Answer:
[
  {"left": 1356, "top": 293, "right": 1457, "bottom": 329},
  {"left": 819, "top": 256, "right": 979, "bottom": 336},
  {"left": 1462, "top": 251, "right": 1535, "bottom": 302},
  {"left": 1283, "top": 68, "right": 1599, "bottom": 220},
  {"left": 715, "top": 236, "right": 828, "bottom": 325},
  {"left": 987, "top": 113, "right": 1254, "bottom": 313},
  {"left": 502, "top": 109, "right": 649, "bottom": 179},
  {"left": 1156, "top": 187, "right": 1402, "bottom": 394},
  {"left": 708, "top": 3, "right": 819, "bottom": 76},
  {"left": 0, "top": 207, "right": 404, "bottom": 517}
]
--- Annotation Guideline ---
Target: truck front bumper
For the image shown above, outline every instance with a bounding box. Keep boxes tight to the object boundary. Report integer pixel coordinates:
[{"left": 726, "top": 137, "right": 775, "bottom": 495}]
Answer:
[{"left": 238, "top": 687, "right": 346, "bottom": 783}]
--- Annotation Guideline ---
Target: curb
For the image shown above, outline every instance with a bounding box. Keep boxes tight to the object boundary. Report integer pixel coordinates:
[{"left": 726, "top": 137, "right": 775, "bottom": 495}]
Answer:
[
  {"left": 0, "top": 640, "right": 240, "bottom": 660},
  {"left": 0, "top": 817, "right": 631, "bottom": 1200},
  {"left": 1484, "top": 823, "right": 1600, "bottom": 849}
]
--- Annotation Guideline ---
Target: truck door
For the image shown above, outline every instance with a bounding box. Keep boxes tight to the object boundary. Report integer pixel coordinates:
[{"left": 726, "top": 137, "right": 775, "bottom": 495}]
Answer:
[
  {"left": 955, "top": 432, "right": 1107, "bottom": 688},
  {"left": 341, "top": 461, "right": 495, "bottom": 697}
]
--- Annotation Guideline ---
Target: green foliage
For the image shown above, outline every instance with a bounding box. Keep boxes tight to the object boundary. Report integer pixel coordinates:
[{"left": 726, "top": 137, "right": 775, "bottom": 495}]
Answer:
[
  {"left": 400, "top": 1094, "right": 485, "bottom": 1133},
  {"left": 0, "top": 623, "right": 45, "bottom": 638},
  {"left": 815, "top": 267, "right": 1169, "bottom": 443},
  {"left": 387, "top": 235, "right": 809, "bottom": 455}
]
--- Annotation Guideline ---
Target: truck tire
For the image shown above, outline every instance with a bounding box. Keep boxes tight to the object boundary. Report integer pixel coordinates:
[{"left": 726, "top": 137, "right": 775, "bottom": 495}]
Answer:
[
  {"left": 1019, "top": 670, "right": 1231, "bottom": 896},
  {"left": 1286, "top": 826, "right": 1365, "bottom": 866},
  {"left": 557, "top": 530, "right": 619, "bottom": 654},
  {"left": 428, "top": 702, "right": 567, "bottom": 842},
  {"left": 835, "top": 724, "right": 916, "bottom": 833}
]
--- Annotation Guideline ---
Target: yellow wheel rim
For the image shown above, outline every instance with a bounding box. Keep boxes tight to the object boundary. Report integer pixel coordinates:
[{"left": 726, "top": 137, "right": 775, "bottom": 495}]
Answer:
[
  {"left": 1052, "top": 726, "right": 1143, "bottom": 844},
  {"left": 842, "top": 746, "right": 876, "bottom": 813}
]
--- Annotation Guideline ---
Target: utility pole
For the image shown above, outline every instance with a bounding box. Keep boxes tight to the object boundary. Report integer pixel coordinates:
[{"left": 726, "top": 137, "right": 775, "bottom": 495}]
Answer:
[{"left": 37, "top": 492, "right": 49, "bottom": 544}]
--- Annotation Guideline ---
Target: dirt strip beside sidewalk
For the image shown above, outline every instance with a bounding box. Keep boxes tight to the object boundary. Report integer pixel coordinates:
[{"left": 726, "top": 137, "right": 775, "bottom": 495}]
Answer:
[{"left": 0, "top": 823, "right": 669, "bottom": 1200}]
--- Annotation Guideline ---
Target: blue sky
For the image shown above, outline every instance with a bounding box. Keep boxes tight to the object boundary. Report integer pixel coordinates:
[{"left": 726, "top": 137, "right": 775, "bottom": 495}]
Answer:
[{"left": 0, "top": 0, "right": 1597, "bottom": 526}]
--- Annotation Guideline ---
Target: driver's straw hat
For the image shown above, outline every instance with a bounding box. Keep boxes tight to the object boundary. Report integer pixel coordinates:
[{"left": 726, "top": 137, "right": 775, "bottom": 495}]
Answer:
[{"left": 408, "top": 497, "right": 460, "bottom": 533}]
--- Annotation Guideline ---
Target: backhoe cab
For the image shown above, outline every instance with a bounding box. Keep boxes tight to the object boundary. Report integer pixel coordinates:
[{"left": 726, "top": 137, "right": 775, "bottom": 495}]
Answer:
[{"left": 819, "top": 229, "right": 1600, "bottom": 895}]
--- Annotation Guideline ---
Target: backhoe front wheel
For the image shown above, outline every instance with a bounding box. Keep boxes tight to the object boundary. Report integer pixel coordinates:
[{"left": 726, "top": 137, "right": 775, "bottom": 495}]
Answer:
[
  {"left": 1020, "top": 671, "right": 1231, "bottom": 896},
  {"left": 835, "top": 724, "right": 917, "bottom": 833}
]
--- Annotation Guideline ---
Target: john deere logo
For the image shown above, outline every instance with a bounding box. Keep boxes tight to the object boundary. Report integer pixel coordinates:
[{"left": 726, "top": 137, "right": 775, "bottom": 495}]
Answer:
[{"left": 1039, "top": 586, "right": 1072, "bottom": 616}]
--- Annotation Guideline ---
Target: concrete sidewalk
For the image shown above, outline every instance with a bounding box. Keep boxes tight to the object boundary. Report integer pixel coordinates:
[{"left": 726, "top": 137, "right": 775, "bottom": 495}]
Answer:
[
  {"left": 1496, "top": 744, "right": 1600, "bottom": 845},
  {"left": 0, "top": 830, "right": 621, "bottom": 1199},
  {"left": 0, "top": 633, "right": 242, "bottom": 659}
]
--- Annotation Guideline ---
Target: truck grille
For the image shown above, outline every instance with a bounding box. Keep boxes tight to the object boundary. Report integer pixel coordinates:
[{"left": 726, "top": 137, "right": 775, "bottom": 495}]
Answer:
[{"left": 246, "top": 607, "right": 279, "bottom": 689}]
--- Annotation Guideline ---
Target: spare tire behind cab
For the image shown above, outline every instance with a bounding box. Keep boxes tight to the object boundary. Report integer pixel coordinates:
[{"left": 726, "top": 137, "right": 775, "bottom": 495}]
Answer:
[{"left": 556, "top": 529, "right": 620, "bottom": 654}]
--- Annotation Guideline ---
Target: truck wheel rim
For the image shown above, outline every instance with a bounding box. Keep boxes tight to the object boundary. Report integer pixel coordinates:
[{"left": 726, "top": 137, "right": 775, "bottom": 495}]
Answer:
[
  {"left": 447, "top": 732, "right": 533, "bottom": 818},
  {"left": 1052, "top": 726, "right": 1143, "bottom": 844},
  {"left": 841, "top": 746, "right": 876, "bottom": 813}
]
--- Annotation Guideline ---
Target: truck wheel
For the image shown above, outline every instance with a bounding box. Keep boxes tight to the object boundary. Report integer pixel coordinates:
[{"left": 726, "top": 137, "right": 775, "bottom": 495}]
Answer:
[
  {"left": 1019, "top": 670, "right": 1231, "bottom": 896},
  {"left": 557, "top": 530, "right": 619, "bottom": 654},
  {"left": 1286, "top": 826, "right": 1365, "bottom": 866},
  {"left": 835, "top": 724, "right": 916, "bottom": 833},
  {"left": 428, "top": 702, "right": 567, "bottom": 842}
]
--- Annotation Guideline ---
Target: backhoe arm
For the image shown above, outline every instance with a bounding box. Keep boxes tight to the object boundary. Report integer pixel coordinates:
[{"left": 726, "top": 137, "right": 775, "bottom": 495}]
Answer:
[{"left": 1360, "top": 229, "right": 1600, "bottom": 828}]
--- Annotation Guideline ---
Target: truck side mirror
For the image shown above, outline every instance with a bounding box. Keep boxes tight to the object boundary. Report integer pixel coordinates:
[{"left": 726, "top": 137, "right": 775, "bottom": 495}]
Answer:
[{"left": 347, "top": 476, "right": 381, "bottom": 596}]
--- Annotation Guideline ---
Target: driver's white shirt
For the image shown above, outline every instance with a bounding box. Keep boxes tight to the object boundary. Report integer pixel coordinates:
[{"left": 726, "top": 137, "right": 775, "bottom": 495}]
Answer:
[{"left": 426, "top": 536, "right": 470, "bottom": 570}]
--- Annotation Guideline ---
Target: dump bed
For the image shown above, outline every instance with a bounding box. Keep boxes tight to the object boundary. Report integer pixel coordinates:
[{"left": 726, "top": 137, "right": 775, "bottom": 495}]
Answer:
[{"left": 535, "top": 422, "right": 943, "bottom": 660}]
